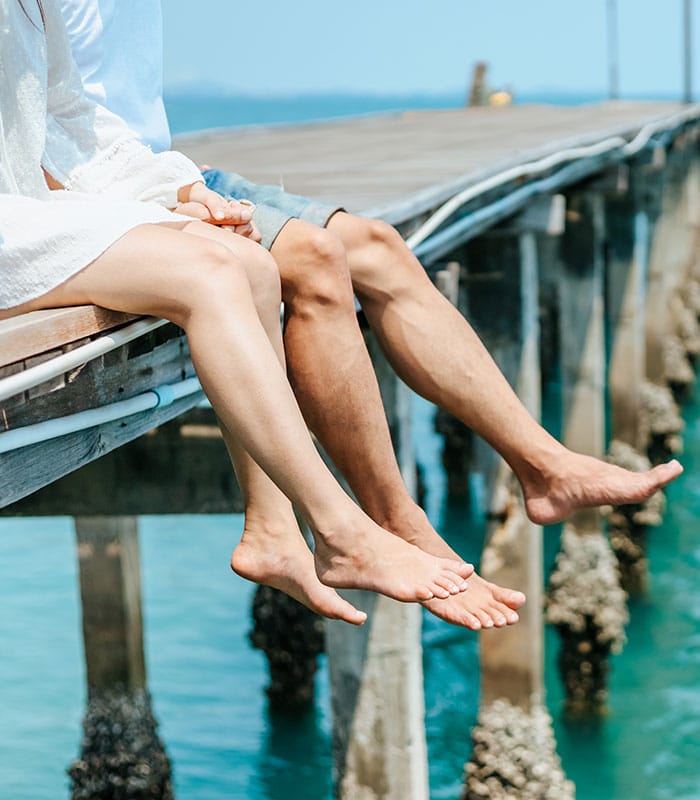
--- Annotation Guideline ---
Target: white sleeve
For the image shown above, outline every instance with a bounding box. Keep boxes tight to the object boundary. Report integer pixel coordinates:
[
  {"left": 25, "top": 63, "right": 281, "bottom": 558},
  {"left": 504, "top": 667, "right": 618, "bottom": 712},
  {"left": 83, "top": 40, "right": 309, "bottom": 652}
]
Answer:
[{"left": 40, "top": 0, "right": 202, "bottom": 206}]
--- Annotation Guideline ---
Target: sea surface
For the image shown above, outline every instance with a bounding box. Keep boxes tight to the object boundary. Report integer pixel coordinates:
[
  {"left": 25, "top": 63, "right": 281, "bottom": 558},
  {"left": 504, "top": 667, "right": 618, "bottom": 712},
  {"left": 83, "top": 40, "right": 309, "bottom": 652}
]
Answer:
[{"left": 1, "top": 93, "right": 699, "bottom": 800}]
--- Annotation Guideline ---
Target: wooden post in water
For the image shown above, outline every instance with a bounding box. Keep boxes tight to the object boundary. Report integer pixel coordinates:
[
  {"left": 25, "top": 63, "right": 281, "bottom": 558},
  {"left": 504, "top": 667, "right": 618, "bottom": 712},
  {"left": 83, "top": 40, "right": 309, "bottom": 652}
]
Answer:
[
  {"left": 645, "top": 142, "right": 697, "bottom": 390},
  {"left": 326, "top": 334, "right": 428, "bottom": 800},
  {"left": 546, "top": 190, "right": 628, "bottom": 716},
  {"left": 69, "top": 516, "right": 173, "bottom": 800},
  {"left": 604, "top": 167, "right": 671, "bottom": 594},
  {"left": 458, "top": 197, "right": 573, "bottom": 797}
]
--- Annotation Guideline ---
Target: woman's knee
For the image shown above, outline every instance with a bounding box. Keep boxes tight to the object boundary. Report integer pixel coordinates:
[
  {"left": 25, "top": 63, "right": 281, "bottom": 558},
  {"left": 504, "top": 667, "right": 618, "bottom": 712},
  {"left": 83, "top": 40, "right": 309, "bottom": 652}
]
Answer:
[
  {"left": 176, "top": 239, "right": 253, "bottom": 320},
  {"left": 239, "top": 244, "right": 282, "bottom": 313}
]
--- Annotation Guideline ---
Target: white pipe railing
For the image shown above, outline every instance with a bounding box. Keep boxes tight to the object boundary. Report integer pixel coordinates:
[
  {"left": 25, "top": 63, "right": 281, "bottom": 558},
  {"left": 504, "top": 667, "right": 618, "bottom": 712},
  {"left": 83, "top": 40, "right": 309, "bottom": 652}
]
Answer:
[
  {"left": 0, "top": 316, "right": 169, "bottom": 403},
  {"left": 0, "top": 376, "right": 202, "bottom": 453}
]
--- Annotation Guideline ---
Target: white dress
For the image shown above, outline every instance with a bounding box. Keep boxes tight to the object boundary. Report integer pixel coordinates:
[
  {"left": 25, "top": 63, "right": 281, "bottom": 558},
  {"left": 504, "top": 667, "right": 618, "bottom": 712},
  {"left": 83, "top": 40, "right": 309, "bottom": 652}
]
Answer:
[{"left": 0, "top": 0, "right": 202, "bottom": 309}]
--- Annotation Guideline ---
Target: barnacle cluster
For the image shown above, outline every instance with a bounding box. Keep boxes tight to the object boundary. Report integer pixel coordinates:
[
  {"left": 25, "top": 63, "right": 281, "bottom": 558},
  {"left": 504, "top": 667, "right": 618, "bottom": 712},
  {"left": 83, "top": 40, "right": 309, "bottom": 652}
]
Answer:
[
  {"left": 69, "top": 689, "right": 173, "bottom": 800},
  {"left": 606, "top": 440, "right": 666, "bottom": 594},
  {"left": 546, "top": 526, "right": 628, "bottom": 651},
  {"left": 639, "top": 381, "right": 684, "bottom": 458},
  {"left": 545, "top": 526, "right": 628, "bottom": 714},
  {"left": 250, "top": 584, "right": 324, "bottom": 710},
  {"left": 463, "top": 699, "right": 574, "bottom": 800}
]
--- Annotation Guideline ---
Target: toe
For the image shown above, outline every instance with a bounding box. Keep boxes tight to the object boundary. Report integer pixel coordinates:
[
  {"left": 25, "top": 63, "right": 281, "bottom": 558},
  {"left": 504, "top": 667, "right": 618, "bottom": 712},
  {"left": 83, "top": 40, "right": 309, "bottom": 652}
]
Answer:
[
  {"left": 441, "top": 559, "right": 472, "bottom": 579},
  {"left": 474, "top": 608, "right": 495, "bottom": 629},
  {"left": 334, "top": 600, "right": 368, "bottom": 626},
  {"left": 494, "top": 587, "right": 526, "bottom": 609},
  {"left": 488, "top": 606, "right": 508, "bottom": 627},
  {"left": 438, "top": 570, "right": 470, "bottom": 594},
  {"left": 463, "top": 612, "right": 482, "bottom": 631},
  {"left": 652, "top": 459, "right": 683, "bottom": 486},
  {"left": 431, "top": 580, "right": 451, "bottom": 599},
  {"left": 416, "top": 584, "right": 435, "bottom": 601}
]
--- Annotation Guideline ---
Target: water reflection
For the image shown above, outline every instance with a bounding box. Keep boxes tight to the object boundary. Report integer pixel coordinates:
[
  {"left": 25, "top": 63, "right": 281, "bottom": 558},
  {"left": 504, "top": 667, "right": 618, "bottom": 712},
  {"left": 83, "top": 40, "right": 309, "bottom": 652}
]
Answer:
[{"left": 258, "top": 705, "right": 333, "bottom": 800}]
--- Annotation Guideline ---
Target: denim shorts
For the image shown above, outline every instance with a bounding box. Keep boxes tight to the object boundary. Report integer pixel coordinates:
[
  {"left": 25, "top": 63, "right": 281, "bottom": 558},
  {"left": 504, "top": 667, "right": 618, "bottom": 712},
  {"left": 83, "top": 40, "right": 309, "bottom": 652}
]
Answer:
[{"left": 203, "top": 169, "right": 343, "bottom": 251}]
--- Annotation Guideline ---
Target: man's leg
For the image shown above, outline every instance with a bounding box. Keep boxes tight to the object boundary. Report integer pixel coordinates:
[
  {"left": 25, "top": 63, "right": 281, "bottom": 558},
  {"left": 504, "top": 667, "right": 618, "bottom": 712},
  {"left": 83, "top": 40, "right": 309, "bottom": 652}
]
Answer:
[
  {"left": 272, "top": 219, "right": 526, "bottom": 630},
  {"left": 325, "top": 212, "right": 681, "bottom": 524},
  {"left": 204, "top": 170, "right": 525, "bottom": 629}
]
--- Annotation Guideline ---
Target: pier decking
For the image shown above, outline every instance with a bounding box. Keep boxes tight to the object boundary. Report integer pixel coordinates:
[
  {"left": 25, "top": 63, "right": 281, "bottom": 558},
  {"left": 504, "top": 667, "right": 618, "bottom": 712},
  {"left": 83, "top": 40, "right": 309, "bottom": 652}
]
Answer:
[
  {"left": 3, "top": 100, "right": 700, "bottom": 800},
  {"left": 176, "top": 100, "right": 686, "bottom": 221}
]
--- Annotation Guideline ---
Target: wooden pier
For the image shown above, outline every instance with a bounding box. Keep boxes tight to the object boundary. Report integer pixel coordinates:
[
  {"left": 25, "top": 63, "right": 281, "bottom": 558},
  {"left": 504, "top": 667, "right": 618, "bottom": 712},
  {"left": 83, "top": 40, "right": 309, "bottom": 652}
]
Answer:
[{"left": 2, "top": 100, "right": 700, "bottom": 799}]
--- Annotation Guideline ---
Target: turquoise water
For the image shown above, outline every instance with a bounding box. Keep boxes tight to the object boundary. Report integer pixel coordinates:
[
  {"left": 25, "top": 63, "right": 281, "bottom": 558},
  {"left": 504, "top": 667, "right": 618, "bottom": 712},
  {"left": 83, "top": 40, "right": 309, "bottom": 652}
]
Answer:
[
  {"left": 2, "top": 388, "right": 699, "bottom": 798},
  {"left": 2, "top": 94, "right": 700, "bottom": 798}
]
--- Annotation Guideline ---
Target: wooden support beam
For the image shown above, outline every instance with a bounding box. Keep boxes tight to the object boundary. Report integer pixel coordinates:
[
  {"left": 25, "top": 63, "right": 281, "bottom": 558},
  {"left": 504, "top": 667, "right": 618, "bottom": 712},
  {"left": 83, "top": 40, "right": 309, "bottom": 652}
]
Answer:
[
  {"left": 606, "top": 188, "right": 648, "bottom": 449},
  {"left": 559, "top": 192, "right": 606, "bottom": 511},
  {"left": 327, "top": 334, "right": 428, "bottom": 800},
  {"left": 70, "top": 516, "right": 173, "bottom": 798},
  {"left": 2, "top": 407, "right": 243, "bottom": 516},
  {"left": 645, "top": 145, "right": 698, "bottom": 382},
  {"left": 75, "top": 516, "right": 146, "bottom": 691},
  {"left": 548, "top": 189, "right": 628, "bottom": 715},
  {"left": 495, "top": 193, "right": 566, "bottom": 236},
  {"left": 464, "top": 229, "right": 544, "bottom": 709}
]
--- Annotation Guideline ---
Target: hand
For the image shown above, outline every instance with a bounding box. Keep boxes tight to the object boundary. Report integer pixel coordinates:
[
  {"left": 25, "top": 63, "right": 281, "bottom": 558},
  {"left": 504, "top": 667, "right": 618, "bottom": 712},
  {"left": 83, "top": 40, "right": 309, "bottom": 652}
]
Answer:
[
  {"left": 224, "top": 220, "right": 263, "bottom": 244},
  {"left": 176, "top": 182, "right": 254, "bottom": 226},
  {"left": 174, "top": 199, "right": 262, "bottom": 243}
]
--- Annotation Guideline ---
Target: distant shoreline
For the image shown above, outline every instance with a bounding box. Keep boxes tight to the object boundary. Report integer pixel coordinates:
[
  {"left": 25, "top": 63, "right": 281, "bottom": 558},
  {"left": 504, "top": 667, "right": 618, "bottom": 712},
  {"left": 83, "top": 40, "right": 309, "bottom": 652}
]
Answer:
[{"left": 165, "top": 90, "right": 688, "bottom": 137}]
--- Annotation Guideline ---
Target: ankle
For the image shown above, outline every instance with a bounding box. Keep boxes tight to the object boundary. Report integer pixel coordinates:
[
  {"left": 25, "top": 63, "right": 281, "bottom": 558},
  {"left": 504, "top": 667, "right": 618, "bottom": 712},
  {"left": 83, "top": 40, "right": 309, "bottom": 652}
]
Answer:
[
  {"left": 510, "top": 440, "right": 568, "bottom": 489},
  {"left": 243, "top": 506, "right": 297, "bottom": 539},
  {"left": 371, "top": 503, "right": 433, "bottom": 544}
]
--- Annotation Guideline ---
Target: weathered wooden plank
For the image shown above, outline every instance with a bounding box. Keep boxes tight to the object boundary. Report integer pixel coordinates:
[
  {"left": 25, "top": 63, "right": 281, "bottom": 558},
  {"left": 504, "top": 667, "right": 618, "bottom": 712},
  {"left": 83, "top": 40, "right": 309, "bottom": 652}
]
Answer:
[
  {"left": 2, "top": 407, "right": 243, "bottom": 516},
  {"left": 1, "top": 331, "right": 189, "bottom": 427},
  {"left": 0, "top": 306, "right": 137, "bottom": 367},
  {"left": 176, "top": 101, "right": 698, "bottom": 224},
  {"left": 0, "top": 391, "right": 204, "bottom": 508}
]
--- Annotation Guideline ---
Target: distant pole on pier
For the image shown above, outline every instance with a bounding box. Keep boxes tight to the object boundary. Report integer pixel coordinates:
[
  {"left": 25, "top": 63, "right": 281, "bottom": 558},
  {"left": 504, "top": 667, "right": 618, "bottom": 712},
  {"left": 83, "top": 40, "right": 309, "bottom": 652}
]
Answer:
[
  {"left": 683, "top": 0, "right": 693, "bottom": 103},
  {"left": 607, "top": 0, "right": 620, "bottom": 100}
]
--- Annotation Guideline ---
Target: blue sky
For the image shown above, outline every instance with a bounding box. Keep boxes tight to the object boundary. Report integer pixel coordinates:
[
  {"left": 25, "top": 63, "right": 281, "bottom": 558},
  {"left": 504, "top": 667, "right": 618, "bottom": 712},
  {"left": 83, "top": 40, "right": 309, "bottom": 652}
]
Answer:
[{"left": 162, "top": 1, "right": 695, "bottom": 99}]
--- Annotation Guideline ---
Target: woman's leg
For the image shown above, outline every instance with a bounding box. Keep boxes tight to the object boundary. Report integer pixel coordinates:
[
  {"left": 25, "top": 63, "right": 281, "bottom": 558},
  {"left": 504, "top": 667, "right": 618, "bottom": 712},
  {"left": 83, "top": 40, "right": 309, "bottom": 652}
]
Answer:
[
  {"left": 183, "top": 223, "right": 367, "bottom": 624},
  {"left": 10, "top": 222, "right": 470, "bottom": 603}
]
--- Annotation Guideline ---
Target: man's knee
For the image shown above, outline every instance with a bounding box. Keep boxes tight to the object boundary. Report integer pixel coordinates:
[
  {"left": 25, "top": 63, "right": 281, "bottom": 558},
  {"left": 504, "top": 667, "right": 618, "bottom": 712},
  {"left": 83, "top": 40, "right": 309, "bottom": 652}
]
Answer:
[
  {"left": 276, "top": 222, "right": 354, "bottom": 309},
  {"left": 361, "top": 218, "right": 406, "bottom": 254},
  {"left": 341, "top": 216, "right": 428, "bottom": 297}
]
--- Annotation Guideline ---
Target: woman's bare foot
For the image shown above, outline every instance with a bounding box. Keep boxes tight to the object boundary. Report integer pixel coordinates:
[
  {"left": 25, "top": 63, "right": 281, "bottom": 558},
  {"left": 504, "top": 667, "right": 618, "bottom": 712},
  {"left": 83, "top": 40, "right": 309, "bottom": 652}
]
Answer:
[
  {"left": 312, "top": 514, "right": 472, "bottom": 602},
  {"left": 380, "top": 506, "right": 526, "bottom": 629},
  {"left": 231, "top": 526, "right": 367, "bottom": 626},
  {"left": 521, "top": 453, "right": 683, "bottom": 526}
]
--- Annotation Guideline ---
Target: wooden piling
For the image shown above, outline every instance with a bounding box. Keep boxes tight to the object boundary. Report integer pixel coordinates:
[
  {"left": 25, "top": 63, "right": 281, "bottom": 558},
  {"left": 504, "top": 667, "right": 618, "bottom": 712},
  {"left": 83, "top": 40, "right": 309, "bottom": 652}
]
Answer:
[
  {"left": 458, "top": 201, "right": 572, "bottom": 796},
  {"left": 69, "top": 516, "right": 172, "bottom": 800},
  {"left": 547, "top": 190, "right": 628, "bottom": 715},
  {"left": 326, "top": 336, "right": 429, "bottom": 800}
]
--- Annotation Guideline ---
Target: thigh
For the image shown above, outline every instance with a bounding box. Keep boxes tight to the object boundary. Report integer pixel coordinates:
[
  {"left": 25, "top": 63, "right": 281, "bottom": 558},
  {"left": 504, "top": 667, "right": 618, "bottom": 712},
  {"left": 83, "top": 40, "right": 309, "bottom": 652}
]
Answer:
[{"left": 0, "top": 221, "right": 242, "bottom": 325}]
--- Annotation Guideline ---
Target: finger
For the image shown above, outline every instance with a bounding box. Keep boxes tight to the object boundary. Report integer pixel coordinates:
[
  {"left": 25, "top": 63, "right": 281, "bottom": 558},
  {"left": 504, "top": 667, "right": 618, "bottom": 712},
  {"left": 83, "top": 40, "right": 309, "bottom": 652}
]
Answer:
[
  {"left": 173, "top": 202, "right": 212, "bottom": 221},
  {"left": 227, "top": 199, "right": 255, "bottom": 224},
  {"left": 206, "top": 194, "right": 229, "bottom": 222},
  {"left": 249, "top": 223, "right": 262, "bottom": 243},
  {"left": 232, "top": 223, "right": 254, "bottom": 237}
]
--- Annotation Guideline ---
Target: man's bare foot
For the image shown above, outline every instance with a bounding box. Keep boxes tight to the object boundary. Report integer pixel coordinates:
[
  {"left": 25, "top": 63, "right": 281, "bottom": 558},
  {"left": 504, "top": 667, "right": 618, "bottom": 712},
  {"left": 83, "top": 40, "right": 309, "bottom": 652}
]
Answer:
[
  {"left": 231, "top": 526, "right": 367, "bottom": 626},
  {"left": 522, "top": 453, "right": 683, "bottom": 526},
  {"left": 381, "top": 506, "right": 526, "bottom": 629},
  {"left": 423, "top": 576, "right": 526, "bottom": 630},
  {"left": 312, "top": 513, "right": 472, "bottom": 602}
]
